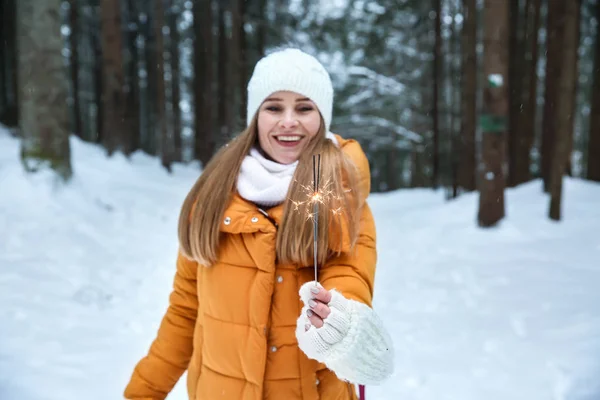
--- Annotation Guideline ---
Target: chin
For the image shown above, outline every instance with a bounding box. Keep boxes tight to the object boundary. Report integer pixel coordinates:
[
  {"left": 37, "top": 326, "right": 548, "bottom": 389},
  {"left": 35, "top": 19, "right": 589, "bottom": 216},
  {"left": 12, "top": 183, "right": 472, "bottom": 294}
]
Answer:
[{"left": 277, "top": 157, "right": 298, "bottom": 165}]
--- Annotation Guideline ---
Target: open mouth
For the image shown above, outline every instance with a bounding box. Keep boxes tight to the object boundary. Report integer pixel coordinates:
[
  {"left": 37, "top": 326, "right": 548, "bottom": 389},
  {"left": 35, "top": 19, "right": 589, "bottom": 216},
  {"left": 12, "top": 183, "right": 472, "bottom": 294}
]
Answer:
[{"left": 274, "top": 135, "right": 303, "bottom": 145}]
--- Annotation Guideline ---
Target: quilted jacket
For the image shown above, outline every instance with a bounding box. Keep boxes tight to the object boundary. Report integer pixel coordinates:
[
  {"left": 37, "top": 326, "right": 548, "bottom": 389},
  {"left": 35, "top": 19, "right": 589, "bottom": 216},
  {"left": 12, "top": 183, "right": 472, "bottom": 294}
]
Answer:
[{"left": 124, "top": 135, "right": 377, "bottom": 400}]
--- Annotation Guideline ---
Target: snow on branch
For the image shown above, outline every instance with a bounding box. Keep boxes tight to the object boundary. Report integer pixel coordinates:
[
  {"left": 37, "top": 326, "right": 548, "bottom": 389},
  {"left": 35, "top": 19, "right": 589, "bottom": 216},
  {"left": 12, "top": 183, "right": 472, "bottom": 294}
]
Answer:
[
  {"left": 336, "top": 115, "right": 423, "bottom": 142},
  {"left": 347, "top": 66, "right": 406, "bottom": 95},
  {"left": 343, "top": 88, "right": 374, "bottom": 107}
]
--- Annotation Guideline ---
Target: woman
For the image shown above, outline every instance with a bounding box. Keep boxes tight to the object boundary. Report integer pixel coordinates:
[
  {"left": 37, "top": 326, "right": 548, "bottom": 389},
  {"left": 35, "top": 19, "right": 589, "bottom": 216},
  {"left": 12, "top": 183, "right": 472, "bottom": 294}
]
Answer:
[{"left": 124, "top": 48, "right": 394, "bottom": 400}]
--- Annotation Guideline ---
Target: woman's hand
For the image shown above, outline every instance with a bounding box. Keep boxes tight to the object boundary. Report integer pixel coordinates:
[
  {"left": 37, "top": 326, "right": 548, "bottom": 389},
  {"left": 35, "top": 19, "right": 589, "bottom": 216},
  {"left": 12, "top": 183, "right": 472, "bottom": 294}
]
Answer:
[
  {"left": 296, "top": 282, "right": 395, "bottom": 385},
  {"left": 305, "top": 286, "right": 332, "bottom": 329}
]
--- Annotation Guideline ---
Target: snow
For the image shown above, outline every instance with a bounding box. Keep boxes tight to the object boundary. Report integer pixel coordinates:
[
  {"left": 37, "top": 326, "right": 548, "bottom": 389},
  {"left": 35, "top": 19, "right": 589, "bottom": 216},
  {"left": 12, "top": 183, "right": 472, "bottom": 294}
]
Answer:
[
  {"left": 488, "top": 73, "right": 504, "bottom": 87},
  {"left": 347, "top": 66, "right": 407, "bottom": 95},
  {"left": 1, "top": 125, "right": 600, "bottom": 400},
  {"left": 336, "top": 114, "right": 423, "bottom": 143}
]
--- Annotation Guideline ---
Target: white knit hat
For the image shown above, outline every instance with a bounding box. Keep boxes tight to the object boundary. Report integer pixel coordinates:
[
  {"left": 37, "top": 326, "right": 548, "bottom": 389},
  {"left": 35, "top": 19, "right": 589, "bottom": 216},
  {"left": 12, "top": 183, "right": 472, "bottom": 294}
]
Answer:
[{"left": 246, "top": 48, "right": 334, "bottom": 131}]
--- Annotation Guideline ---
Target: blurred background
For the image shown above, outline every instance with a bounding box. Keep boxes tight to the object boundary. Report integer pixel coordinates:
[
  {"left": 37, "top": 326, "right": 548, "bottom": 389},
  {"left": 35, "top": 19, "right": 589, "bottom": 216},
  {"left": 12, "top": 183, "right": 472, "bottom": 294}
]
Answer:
[
  {"left": 1, "top": 0, "right": 598, "bottom": 222},
  {"left": 1, "top": 1, "right": 599, "bottom": 399}
]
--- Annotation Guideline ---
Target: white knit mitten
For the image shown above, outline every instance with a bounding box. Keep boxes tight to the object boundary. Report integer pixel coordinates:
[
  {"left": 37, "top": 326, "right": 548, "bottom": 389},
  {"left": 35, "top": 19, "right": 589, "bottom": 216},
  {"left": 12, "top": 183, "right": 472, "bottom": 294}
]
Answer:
[{"left": 295, "top": 281, "right": 394, "bottom": 385}]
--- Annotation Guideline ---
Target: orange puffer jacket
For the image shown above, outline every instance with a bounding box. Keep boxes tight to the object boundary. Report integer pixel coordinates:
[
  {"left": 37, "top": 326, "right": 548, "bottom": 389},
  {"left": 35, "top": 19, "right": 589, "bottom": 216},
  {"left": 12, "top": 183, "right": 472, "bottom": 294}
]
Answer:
[{"left": 124, "top": 135, "right": 376, "bottom": 400}]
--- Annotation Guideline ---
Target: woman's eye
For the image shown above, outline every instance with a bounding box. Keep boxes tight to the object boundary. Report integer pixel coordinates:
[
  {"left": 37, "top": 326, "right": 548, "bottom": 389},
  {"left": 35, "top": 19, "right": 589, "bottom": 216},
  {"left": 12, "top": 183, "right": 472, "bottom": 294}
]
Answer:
[
  {"left": 298, "top": 106, "right": 314, "bottom": 112},
  {"left": 266, "top": 106, "right": 281, "bottom": 112}
]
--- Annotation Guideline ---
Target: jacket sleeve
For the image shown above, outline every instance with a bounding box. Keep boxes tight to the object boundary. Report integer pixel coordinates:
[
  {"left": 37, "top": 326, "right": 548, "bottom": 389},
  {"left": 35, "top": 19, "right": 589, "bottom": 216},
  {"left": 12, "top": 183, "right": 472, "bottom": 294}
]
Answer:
[
  {"left": 320, "top": 201, "right": 377, "bottom": 306},
  {"left": 320, "top": 138, "right": 376, "bottom": 306},
  {"left": 124, "top": 251, "right": 199, "bottom": 399}
]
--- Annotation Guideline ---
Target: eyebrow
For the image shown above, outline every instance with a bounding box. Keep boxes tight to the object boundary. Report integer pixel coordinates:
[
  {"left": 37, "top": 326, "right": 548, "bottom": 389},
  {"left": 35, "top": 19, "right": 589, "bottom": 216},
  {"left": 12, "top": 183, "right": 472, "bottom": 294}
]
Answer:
[{"left": 264, "top": 97, "right": 312, "bottom": 102}]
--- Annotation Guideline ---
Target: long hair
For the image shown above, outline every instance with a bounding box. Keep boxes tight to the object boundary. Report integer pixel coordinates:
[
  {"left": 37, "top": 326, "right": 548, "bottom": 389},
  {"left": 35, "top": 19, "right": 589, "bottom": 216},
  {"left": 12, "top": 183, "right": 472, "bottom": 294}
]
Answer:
[{"left": 178, "top": 114, "right": 362, "bottom": 267}]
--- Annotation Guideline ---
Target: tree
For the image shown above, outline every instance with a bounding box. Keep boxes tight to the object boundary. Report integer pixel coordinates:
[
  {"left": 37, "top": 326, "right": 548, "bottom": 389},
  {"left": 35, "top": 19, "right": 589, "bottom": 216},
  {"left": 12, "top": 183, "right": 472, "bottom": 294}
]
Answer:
[
  {"left": 168, "top": 0, "right": 182, "bottom": 162},
  {"left": 478, "top": 0, "right": 508, "bottom": 227},
  {"left": 100, "top": 0, "right": 127, "bottom": 155},
  {"left": 155, "top": 0, "right": 172, "bottom": 171},
  {"left": 238, "top": 0, "right": 248, "bottom": 123},
  {"left": 448, "top": 1, "right": 462, "bottom": 198},
  {"left": 230, "top": 0, "right": 245, "bottom": 133},
  {"left": 432, "top": 0, "right": 442, "bottom": 189},
  {"left": 507, "top": 0, "right": 524, "bottom": 187},
  {"left": 587, "top": 0, "right": 600, "bottom": 182},
  {"left": 194, "top": 0, "right": 215, "bottom": 166},
  {"left": 68, "top": 0, "right": 83, "bottom": 138},
  {"left": 17, "top": 0, "right": 72, "bottom": 180},
  {"left": 549, "top": 0, "right": 581, "bottom": 220},
  {"left": 506, "top": 0, "right": 541, "bottom": 187},
  {"left": 140, "top": 0, "right": 158, "bottom": 155},
  {"left": 459, "top": 0, "right": 477, "bottom": 192},
  {"left": 123, "top": 0, "right": 141, "bottom": 155},
  {"left": 0, "top": 0, "right": 18, "bottom": 127},
  {"left": 515, "top": 0, "right": 541, "bottom": 185},
  {"left": 541, "top": 0, "right": 565, "bottom": 192},
  {"left": 217, "top": 0, "right": 231, "bottom": 141}
]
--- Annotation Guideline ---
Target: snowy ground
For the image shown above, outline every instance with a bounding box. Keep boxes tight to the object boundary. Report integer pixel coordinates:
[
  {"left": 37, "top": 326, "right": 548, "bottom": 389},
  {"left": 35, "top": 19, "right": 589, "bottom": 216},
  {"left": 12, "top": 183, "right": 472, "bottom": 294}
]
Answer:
[{"left": 1, "top": 126, "right": 600, "bottom": 400}]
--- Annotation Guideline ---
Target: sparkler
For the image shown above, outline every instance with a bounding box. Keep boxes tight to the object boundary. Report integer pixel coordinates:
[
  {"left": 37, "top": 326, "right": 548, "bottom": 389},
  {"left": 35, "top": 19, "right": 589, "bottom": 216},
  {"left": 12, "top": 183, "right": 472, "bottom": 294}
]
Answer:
[
  {"left": 288, "top": 154, "right": 347, "bottom": 285},
  {"left": 312, "top": 154, "right": 321, "bottom": 285}
]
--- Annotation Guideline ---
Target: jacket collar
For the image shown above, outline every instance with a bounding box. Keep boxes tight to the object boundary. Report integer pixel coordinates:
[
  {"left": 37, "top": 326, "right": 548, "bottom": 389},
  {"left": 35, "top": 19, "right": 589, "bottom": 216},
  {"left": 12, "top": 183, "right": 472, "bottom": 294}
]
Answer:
[
  {"left": 220, "top": 193, "right": 284, "bottom": 234},
  {"left": 219, "top": 134, "right": 355, "bottom": 253}
]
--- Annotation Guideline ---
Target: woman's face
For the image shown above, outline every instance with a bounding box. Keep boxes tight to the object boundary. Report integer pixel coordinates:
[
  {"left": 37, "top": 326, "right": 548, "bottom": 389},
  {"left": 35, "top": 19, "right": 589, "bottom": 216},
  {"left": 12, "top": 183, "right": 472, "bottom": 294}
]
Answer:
[{"left": 257, "top": 91, "right": 321, "bottom": 165}]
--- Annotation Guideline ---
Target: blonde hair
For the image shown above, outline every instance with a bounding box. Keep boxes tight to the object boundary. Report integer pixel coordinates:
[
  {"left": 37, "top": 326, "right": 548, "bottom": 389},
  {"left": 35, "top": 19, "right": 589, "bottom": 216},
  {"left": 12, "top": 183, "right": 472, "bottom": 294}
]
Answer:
[{"left": 178, "top": 115, "right": 362, "bottom": 266}]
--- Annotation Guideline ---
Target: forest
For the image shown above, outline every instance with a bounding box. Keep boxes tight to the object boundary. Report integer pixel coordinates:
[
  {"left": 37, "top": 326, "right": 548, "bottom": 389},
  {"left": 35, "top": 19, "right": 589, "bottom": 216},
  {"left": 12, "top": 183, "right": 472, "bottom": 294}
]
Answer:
[{"left": 1, "top": 0, "right": 598, "bottom": 224}]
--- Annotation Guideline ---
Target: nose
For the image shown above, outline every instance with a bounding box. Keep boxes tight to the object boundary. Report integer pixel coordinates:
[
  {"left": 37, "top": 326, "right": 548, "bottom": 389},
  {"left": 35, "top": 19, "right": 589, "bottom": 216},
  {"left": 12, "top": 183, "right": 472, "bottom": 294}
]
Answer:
[{"left": 279, "top": 110, "right": 299, "bottom": 129}]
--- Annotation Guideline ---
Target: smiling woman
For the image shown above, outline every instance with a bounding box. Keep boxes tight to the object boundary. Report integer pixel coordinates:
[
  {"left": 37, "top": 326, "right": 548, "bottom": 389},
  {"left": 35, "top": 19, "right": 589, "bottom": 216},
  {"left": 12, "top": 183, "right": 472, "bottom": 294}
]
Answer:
[{"left": 124, "top": 48, "right": 394, "bottom": 400}]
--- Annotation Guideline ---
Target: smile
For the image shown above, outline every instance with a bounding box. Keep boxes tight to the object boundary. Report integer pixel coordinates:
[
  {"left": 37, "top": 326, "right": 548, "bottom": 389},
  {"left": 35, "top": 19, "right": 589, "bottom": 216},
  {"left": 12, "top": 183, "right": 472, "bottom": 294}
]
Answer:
[{"left": 275, "top": 135, "right": 303, "bottom": 143}]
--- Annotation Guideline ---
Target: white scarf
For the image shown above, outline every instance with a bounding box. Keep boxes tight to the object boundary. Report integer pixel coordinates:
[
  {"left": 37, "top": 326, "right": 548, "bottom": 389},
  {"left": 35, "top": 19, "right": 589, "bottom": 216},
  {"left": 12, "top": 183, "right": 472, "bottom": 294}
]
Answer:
[
  {"left": 237, "top": 132, "right": 338, "bottom": 207},
  {"left": 237, "top": 147, "right": 297, "bottom": 207}
]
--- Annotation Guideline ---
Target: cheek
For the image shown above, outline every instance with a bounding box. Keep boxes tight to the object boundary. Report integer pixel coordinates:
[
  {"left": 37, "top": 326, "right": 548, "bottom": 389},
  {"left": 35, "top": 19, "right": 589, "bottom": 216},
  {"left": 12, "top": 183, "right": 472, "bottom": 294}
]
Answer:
[
  {"left": 304, "top": 114, "right": 322, "bottom": 137},
  {"left": 257, "top": 113, "right": 273, "bottom": 143}
]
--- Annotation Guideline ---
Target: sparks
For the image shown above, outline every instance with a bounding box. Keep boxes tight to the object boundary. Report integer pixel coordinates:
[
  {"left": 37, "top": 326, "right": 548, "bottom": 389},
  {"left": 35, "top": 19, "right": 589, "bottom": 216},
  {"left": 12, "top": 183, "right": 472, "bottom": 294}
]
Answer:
[{"left": 287, "top": 154, "right": 347, "bottom": 285}]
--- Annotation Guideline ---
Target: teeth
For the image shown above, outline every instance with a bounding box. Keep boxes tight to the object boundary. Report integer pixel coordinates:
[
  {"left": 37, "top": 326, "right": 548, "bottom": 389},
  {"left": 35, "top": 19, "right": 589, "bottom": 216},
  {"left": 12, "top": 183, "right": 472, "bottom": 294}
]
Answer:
[{"left": 277, "top": 136, "right": 301, "bottom": 142}]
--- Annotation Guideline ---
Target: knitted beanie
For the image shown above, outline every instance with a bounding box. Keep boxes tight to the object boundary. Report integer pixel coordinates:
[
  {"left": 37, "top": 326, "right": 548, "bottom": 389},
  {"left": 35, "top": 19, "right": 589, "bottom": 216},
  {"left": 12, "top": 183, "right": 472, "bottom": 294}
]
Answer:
[{"left": 246, "top": 48, "right": 334, "bottom": 131}]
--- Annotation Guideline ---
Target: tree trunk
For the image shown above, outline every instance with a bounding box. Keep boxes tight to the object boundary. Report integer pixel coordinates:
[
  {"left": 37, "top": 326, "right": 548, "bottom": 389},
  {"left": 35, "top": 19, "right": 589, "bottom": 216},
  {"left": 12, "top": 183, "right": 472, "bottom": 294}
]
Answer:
[
  {"left": 155, "top": 0, "right": 171, "bottom": 171},
  {"left": 92, "top": 27, "right": 103, "bottom": 144},
  {"left": 168, "top": 1, "right": 182, "bottom": 162},
  {"left": 514, "top": 0, "right": 541, "bottom": 185},
  {"left": 141, "top": 3, "right": 158, "bottom": 155},
  {"left": 256, "top": 0, "right": 267, "bottom": 58},
  {"left": 17, "top": 0, "right": 72, "bottom": 180},
  {"left": 411, "top": 145, "right": 427, "bottom": 188},
  {"left": 217, "top": 0, "right": 231, "bottom": 145},
  {"left": 478, "top": 0, "right": 508, "bottom": 227},
  {"left": 194, "top": 0, "right": 215, "bottom": 166},
  {"left": 0, "top": 0, "right": 5, "bottom": 113},
  {"left": 432, "top": 0, "right": 442, "bottom": 189},
  {"left": 549, "top": 0, "right": 580, "bottom": 220},
  {"left": 541, "top": 0, "right": 565, "bottom": 192},
  {"left": 239, "top": 0, "right": 248, "bottom": 125},
  {"left": 507, "top": 0, "right": 524, "bottom": 187},
  {"left": 1, "top": 0, "right": 7, "bottom": 122},
  {"left": 69, "top": 0, "right": 83, "bottom": 139},
  {"left": 386, "top": 139, "right": 399, "bottom": 191},
  {"left": 450, "top": 3, "right": 463, "bottom": 199},
  {"left": 588, "top": 0, "right": 600, "bottom": 182},
  {"left": 0, "top": 0, "right": 19, "bottom": 127},
  {"left": 459, "top": 0, "right": 477, "bottom": 192},
  {"left": 564, "top": 5, "right": 581, "bottom": 177},
  {"left": 230, "top": 0, "right": 243, "bottom": 133},
  {"left": 123, "top": 0, "right": 140, "bottom": 155},
  {"left": 100, "top": 0, "right": 126, "bottom": 155}
]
